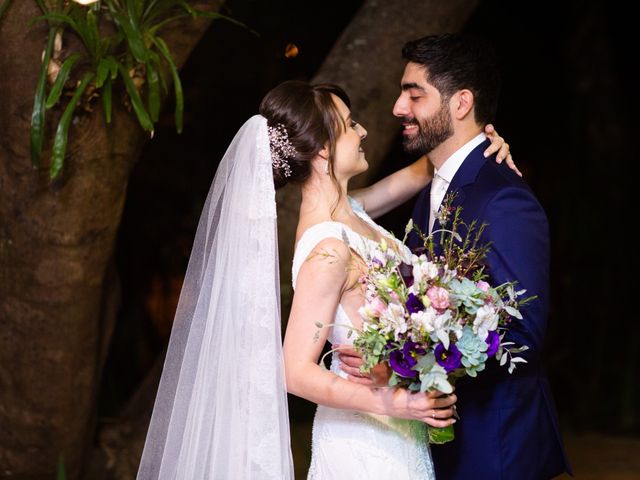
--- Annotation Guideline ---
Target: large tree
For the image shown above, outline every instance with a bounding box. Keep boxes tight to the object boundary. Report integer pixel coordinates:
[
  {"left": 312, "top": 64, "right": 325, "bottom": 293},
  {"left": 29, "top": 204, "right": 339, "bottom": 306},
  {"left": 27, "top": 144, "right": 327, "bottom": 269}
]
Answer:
[
  {"left": 0, "top": 1, "right": 480, "bottom": 478},
  {"left": 0, "top": 1, "right": 218, "bottom": 478}
]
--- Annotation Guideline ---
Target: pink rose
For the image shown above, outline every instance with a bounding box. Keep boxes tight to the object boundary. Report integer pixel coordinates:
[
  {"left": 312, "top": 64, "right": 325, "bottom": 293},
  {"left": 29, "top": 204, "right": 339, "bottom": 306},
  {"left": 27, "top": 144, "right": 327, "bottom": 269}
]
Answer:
[
  {"left": 426, "top": 286, "right": 450, "bottom": 310},
  {"left": 476, "top": 281, "right": 490, "bottom": 292}
]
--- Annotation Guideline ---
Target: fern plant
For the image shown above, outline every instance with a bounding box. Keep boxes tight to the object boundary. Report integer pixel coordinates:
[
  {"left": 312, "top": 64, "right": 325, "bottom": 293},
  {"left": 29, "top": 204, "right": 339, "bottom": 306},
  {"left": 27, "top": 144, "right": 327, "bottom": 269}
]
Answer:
[{"left": 31, "top": 0, "right": 243, "bottom": 178}]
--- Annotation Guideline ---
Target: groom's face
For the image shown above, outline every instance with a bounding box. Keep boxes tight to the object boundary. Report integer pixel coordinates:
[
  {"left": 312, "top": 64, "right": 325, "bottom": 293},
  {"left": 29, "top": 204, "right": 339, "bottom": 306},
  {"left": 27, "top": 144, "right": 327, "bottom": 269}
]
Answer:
[{"left": 393, "top": 62, "right": 453, "bottom": 156}]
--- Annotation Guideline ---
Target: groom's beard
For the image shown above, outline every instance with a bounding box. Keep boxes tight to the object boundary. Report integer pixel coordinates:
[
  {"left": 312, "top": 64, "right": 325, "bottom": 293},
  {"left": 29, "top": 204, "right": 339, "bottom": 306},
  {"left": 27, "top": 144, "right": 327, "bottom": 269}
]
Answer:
[{"left": 401, "top": 103, "right": 454, "bottom": 156}]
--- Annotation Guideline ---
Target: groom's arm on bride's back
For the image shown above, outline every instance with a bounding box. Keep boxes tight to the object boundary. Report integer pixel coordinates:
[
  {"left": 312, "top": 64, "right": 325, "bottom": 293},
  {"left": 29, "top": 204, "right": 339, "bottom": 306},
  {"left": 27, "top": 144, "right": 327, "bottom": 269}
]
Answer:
[{"left": 483, "top": 184, "right": 550, "bottom": 359}]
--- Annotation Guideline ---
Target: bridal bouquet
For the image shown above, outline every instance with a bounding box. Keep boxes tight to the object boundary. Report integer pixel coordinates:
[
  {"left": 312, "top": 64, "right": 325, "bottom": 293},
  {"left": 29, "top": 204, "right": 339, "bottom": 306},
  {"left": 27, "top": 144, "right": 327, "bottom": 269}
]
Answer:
[{"left": 353, "top": 195, "right": 532, "bottom": 444}]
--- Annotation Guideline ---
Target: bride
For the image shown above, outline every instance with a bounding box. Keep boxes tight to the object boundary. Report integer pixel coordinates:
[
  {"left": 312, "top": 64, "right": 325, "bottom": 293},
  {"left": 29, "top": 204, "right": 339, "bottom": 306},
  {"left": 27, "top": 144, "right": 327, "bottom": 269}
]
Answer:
[{"left": 136, "top": 80, "right": 513, "bottom": 479}]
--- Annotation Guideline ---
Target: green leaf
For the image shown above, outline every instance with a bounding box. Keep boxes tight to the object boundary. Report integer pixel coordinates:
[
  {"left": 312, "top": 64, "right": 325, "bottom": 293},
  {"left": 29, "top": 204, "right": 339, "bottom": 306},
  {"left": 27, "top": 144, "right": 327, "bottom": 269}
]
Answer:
[
  {"left": 102, "top": 76, "right": 113, "bottom": 124},
  {"left": 31, "top": 12, "right": 79, "bottom": 31},
  {"left": 146, "top": 56, "right": 160, "bottom": 122},
  {"left": 152, "top": 36, "right": 183, "bottom": 133},
  {"left": 108, "top": 9, "right": 148, "bottom": 63},
  {"left": 46, "top": 53, "right": 81, "bottom": 109},
  {"left": 30, "top": 27, "right": 57, "bottom": 167},
  {"left": 177, "top": 1, "right": 256, "bottom": 35},
  {"left": 57, "top": 455, "right": 66, "bottom": 480},
  {"left": 107, "top": 56, "right": 119, "bottom": 79},
  {"left": 96, "top": 57, "right": 111, "bottom": 88},
  {"left": 126, "top": 0, "right": 143, "bottom": 24},
  {"left": 50, "top": 71, "right": 94, "bottom": 179},
  {"left": 117, "top": 63, "right": 154, "bottom": 132}
]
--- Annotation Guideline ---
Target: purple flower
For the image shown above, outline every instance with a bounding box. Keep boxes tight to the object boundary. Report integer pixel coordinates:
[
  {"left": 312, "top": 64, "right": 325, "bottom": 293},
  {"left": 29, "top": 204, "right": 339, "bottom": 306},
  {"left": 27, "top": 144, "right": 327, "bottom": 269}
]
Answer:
[
  {"left": 406, "top": 293, "right": 425, "bottom": 314},
  {"left": 485, "top": 330, "right": 500, "bottom": 357},
  {"left": 434, "top": 343, "right": 462, "bottom": 373},
  {"left": 388, "top": 341, "right": 426, "bottom": 378}
]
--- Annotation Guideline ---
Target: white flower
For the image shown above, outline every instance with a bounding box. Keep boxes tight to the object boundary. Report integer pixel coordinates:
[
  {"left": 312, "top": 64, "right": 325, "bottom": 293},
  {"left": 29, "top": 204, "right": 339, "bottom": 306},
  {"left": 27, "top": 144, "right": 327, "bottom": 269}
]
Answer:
[
  {"left": 72, "top": 0, "right": 99, "bottom": 4},
  {"left": 411, "top": 306, "right": 438, "bottom": 333},
  {"left": 379, "top": 303, "right": 408, "bottom": 340},
  {"left": 473, "top": 305, "right": 499, "bottom": 340},
  {"left": 411, "top": 254, "right": 438, "bottom": 284},
  {"left": 431, "top": 310, "right": 453, "bottom": 349}
]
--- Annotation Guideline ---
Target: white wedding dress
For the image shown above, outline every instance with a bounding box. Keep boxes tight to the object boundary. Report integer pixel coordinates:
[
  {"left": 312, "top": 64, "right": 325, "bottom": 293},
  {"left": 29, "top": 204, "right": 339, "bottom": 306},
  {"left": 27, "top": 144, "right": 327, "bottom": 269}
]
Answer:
[{"left": 292, "top": 198, "right": 435, "bottom": 480}]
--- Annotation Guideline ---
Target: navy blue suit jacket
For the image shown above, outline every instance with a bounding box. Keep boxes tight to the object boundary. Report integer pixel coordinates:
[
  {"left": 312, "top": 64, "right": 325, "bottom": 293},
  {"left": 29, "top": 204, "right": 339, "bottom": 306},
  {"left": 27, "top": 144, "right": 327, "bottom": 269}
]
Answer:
[{"left": 410, "top": 140, "right": 571, "bottom": 479}]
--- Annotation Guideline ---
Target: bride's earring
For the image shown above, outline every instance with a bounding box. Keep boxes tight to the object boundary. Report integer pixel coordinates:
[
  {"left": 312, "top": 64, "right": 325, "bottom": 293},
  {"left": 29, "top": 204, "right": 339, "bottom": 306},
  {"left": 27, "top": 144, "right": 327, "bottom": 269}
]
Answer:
[{"left": 325, "top": 161, "right": 330, "bottom": 175}]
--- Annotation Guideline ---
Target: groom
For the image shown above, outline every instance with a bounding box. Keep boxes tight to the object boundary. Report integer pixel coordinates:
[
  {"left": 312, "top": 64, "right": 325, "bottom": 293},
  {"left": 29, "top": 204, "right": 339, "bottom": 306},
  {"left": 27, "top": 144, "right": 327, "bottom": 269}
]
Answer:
[{"left": 343, "top": 34, "right": 572, "bottom": 479}]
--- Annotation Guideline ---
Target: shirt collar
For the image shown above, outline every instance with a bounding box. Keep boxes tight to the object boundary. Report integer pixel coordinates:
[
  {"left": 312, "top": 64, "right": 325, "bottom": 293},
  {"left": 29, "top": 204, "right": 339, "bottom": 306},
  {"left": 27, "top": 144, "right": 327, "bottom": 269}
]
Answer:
[{"left": 434, "top": 132, "right": 487, "bottom": 184}]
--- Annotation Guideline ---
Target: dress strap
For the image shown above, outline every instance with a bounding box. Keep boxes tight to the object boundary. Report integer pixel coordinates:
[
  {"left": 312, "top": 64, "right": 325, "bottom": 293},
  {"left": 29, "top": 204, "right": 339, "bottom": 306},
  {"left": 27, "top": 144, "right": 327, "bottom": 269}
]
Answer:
[{"left": 291, "top": 221, "right": 369, "bottom": 289}]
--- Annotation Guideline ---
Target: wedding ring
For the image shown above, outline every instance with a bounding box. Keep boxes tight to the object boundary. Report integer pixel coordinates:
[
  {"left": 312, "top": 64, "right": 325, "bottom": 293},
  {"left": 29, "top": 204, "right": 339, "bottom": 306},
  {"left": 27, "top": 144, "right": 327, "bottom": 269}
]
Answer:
[{"left": 431, "top": 411, "right": 436, "bottom": 419}]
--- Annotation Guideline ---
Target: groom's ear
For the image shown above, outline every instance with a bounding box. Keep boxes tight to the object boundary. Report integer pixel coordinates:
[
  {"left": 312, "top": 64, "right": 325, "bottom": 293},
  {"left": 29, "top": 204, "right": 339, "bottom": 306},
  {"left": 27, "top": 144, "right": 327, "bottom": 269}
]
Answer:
[{"left": 451, "top": 89, "right": 474, "bottom": 121}]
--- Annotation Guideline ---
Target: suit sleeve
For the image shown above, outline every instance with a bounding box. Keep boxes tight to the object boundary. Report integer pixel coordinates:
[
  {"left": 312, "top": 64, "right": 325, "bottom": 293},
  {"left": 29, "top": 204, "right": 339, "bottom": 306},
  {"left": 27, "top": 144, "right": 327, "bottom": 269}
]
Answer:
[{"left": 482, "top": 186, "right": 550, "bottom": 359}]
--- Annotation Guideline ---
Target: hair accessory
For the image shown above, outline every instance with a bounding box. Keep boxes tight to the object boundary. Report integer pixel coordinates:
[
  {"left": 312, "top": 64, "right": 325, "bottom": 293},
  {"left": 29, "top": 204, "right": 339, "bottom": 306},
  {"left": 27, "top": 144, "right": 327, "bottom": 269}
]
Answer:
[{"left": 268, "top": 123, "right": 296, "bottom": 178}]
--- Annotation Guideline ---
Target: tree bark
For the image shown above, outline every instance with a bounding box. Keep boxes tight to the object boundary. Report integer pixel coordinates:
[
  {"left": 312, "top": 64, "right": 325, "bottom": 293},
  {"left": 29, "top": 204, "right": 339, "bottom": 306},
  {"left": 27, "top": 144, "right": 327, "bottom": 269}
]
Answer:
[
  {"left": 0, "top": 2, "right": 216, "bottom": 478},
  {"left": 277, "top": 0, "right": 480, "bottom": 314}
]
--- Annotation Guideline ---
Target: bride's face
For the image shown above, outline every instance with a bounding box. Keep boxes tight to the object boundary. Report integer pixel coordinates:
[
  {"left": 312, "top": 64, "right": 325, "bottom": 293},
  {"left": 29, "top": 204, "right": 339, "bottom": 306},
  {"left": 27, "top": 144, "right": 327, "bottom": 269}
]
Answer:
[{"left": 330, "top": 94, "right": 368, "bottom": 180}]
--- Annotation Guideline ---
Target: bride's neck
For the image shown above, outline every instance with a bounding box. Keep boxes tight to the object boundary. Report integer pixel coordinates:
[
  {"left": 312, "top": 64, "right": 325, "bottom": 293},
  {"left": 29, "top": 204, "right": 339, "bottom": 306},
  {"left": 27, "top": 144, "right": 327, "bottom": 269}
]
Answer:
[{"left": 299, "top": 176, "right": 352, "bottom": 221}]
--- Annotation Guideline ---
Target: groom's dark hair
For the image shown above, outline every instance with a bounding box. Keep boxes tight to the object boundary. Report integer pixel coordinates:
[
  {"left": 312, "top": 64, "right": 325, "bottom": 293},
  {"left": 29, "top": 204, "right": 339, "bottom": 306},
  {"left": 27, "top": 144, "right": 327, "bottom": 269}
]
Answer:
[{"left": 402, "top": 33, "right": 501, "bottom": 125}]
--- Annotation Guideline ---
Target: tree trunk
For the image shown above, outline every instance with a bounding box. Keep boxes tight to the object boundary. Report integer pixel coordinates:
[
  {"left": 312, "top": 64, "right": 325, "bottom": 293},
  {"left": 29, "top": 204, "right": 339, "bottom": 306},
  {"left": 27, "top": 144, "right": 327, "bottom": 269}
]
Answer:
[
  {"left": 0, "top": 2, "right": 216, "bottom": 478},
  {"left": 277, "top": 0, "right": 480, "bottom": 314}
]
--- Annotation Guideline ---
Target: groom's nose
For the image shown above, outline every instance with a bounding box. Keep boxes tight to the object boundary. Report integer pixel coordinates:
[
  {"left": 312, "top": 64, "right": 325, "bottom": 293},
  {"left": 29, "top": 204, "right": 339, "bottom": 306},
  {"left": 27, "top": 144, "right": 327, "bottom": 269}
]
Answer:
[{"left": 393, "top": 94, "right": 409, "bottom": 118}]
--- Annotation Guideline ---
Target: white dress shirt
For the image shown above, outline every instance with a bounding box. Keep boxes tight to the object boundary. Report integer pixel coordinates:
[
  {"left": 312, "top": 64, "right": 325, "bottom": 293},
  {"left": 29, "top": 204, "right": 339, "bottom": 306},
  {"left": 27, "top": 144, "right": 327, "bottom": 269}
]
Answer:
[{"left": 429, "top": 132, "right": 487, "bottom": 233}]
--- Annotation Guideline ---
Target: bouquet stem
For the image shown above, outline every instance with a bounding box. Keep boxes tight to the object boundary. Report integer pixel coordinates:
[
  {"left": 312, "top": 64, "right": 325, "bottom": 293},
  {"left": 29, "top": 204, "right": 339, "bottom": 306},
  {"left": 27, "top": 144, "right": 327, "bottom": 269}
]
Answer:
[{"left": 427, "top": 424, "right": 455, "bottom": 444}]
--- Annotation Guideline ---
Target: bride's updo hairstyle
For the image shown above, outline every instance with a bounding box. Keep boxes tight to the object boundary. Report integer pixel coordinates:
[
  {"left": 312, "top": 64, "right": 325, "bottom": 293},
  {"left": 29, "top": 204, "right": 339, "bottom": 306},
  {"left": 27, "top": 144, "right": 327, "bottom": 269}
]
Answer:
[{"left": 259, "top": 80, "right": 351, "bottom": 189}]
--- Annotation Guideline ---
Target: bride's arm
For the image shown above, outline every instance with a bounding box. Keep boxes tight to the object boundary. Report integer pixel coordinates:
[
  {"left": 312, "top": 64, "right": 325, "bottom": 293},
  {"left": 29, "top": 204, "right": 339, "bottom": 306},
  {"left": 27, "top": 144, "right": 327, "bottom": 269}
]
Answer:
[
  {"left": 283, "top": 238, "right": 456, "bottom": 426},
  {"left": 350, "top": 124, "right": 518, "bottom": 219},
  {"left": 350, "top": 154, "right": 431, "bottom": 220}
]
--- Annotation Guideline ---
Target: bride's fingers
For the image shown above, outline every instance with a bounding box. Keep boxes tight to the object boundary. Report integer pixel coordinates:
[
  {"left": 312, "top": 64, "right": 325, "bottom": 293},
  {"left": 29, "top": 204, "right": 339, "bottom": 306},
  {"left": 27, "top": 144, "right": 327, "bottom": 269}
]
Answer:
[
  {"left": 430, "top": 393, "right": 457, "bottom": 409},
  {"left": 345, "top": 373, "right": 374, "bottom": 385},
  {"left": 340, "top": 362, "right": 366, "bottom": 377},
  {"left": 335, "top": 344, "right": 359, "bottom": 356},
  {"left": 423, "top": 416, "right": 456, "bottom": 428},
  {"left": 483, "top": 124, "right": 503, "bottom": 158},
  {"left": 505, "top": 153, "right": 523, "bottom": 177},
  {"left": 338, "top": 353, "right": 364, "bottom": 369},
  {"left": 495, "top": 142, "right": 510, "bottom": 162}
]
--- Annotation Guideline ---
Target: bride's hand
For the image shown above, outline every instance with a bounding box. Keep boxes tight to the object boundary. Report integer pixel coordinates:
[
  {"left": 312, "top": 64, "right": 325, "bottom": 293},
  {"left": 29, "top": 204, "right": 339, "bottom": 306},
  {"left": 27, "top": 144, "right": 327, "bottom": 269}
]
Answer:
[
  {"left": 382, "top": 388, "right": 457, "bottom": 427},
  {"left": 483, "top": 124, "right": 522, "bottom": 177},
  {"left": 337, "top": 345, "right": 374, "bottom": 385}
]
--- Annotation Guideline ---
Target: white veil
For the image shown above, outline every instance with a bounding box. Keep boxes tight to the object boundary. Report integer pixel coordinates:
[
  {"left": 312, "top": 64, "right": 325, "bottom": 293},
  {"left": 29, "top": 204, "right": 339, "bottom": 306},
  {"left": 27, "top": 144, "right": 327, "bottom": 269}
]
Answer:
[{"left": 137, "top": 115, "right": 294, "bottom": 479}]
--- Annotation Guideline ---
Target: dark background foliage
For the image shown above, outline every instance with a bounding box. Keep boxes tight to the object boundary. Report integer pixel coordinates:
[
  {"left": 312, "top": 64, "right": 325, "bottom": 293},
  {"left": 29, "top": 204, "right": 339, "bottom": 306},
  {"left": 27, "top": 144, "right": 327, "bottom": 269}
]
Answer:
[{"left": 103, "top": 0, "right": 637, "bottom": 439}]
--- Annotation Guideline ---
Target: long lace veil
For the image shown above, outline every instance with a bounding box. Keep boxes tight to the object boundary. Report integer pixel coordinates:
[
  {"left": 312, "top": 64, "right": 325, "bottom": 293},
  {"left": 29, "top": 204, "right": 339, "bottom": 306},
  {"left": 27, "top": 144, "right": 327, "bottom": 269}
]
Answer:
[{"left": 136, "top": 115, "right": 294, "bottom": 479}]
